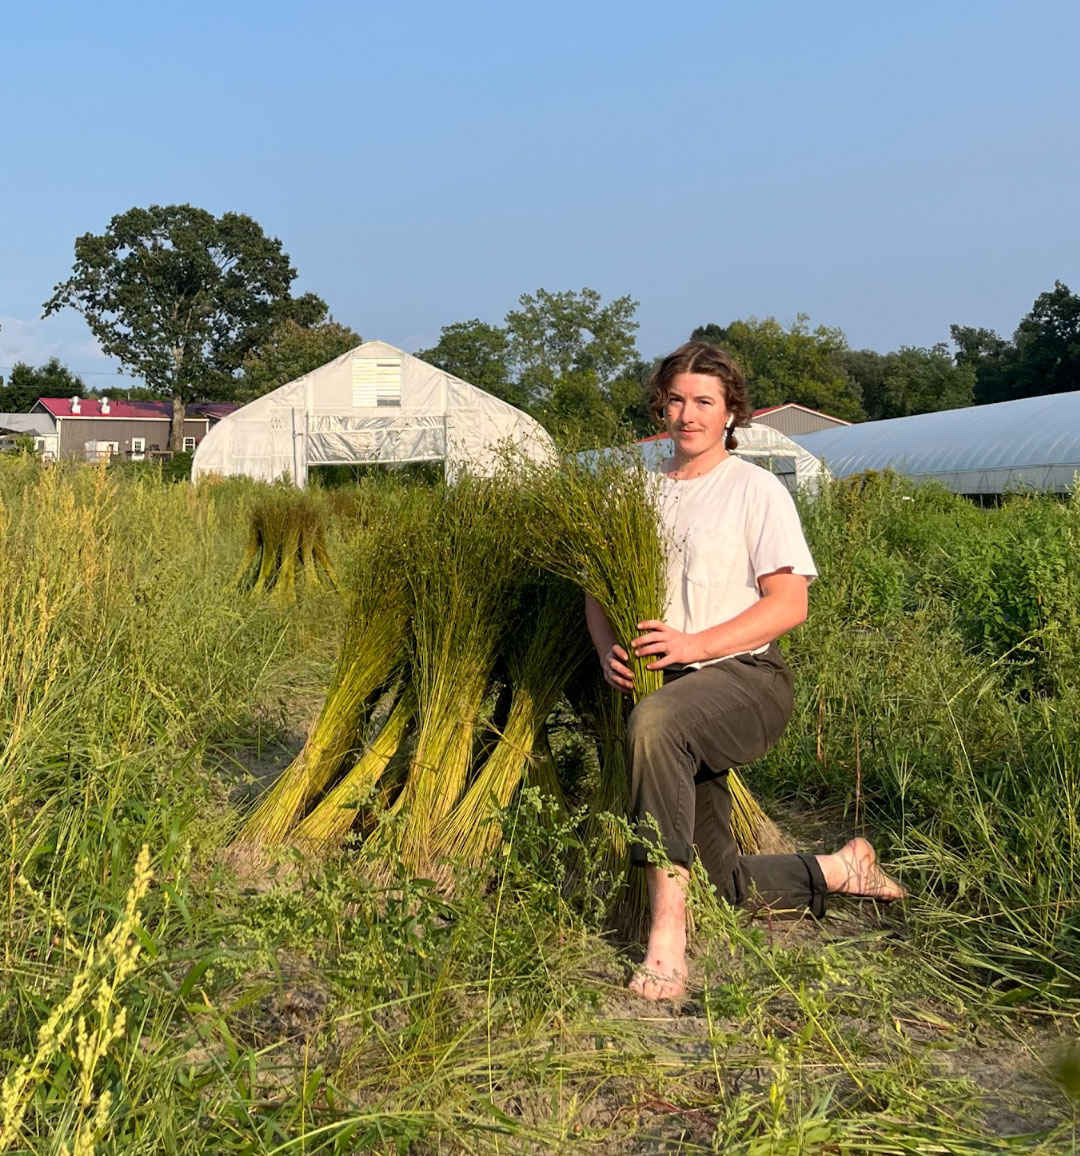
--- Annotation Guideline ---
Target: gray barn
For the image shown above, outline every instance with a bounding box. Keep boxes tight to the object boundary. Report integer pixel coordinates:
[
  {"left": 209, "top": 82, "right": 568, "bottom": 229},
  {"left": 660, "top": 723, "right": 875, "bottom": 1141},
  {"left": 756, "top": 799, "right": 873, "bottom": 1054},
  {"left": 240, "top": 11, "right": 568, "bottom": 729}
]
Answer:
[
  {"left": 751, "top": 404, "right": 851, "bottom": 438},
  {"left": 31, "top": 398, "right": 234, "bottom": 460}
]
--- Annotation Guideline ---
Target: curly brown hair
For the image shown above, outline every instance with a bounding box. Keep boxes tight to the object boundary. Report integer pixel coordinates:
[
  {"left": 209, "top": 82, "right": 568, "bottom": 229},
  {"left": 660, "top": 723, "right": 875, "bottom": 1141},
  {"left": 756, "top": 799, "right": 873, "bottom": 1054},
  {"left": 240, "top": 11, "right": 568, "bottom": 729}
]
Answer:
[{"left": 645, "top": 341, "right": 753, "bottom": 451}]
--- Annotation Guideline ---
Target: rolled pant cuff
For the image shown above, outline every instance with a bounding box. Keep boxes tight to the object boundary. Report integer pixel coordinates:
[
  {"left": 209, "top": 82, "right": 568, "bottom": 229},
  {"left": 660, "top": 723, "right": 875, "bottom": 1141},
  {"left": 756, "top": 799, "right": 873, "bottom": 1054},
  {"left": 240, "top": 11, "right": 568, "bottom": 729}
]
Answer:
[
  {"left": 630, "top": 836, "right": 694, "bottom": 869},
  {"left": 797, "top": 852, "right": 829, "bottom": 919}
]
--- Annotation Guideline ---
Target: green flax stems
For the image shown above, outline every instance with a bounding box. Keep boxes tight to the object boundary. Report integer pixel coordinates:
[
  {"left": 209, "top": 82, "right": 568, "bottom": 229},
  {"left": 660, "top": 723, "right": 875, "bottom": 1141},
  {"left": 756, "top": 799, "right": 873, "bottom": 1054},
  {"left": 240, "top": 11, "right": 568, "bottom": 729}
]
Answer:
[
  {"left": 233, "top": 488, "right": 338, "bottom": 603},
  {"left": 234, "top": 532, "right": 413, "bottom": 848},
  {"left": 525, "top": 455, "right": 669, "bottom": 700}
]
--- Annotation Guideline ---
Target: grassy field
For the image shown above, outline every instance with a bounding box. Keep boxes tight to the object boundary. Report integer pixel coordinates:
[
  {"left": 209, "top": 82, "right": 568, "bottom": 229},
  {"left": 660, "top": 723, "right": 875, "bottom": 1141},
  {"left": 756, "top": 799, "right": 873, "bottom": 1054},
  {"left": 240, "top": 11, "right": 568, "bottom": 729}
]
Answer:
[{"left": 0, "top": 455, "right": 1077, "bottom": 1154}]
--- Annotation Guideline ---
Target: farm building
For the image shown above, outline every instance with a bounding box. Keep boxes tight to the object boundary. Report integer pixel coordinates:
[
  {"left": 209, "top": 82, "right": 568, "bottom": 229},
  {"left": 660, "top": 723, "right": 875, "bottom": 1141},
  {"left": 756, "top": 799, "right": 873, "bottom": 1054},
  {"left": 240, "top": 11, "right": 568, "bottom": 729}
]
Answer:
[
  {"left": 29, "top": 398, "right": 236, "bottom": 461},
  {"left": 0, "top": 412, "right": 59, "bottom": 459},
  {"left": 191, "top": 341, "right": 555, "bottom": 485},
  {"left": 751, "top": 403, "right": 850, "bottom": 437},
  {"left": 790, "top": 390, "right": 1080, "bottom": 495}
]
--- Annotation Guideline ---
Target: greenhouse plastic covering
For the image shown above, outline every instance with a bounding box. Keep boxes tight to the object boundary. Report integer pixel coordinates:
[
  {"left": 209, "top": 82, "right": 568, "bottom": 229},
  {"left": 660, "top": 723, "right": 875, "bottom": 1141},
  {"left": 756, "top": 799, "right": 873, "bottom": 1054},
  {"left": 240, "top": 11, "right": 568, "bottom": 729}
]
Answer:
[
  {"left": 192, "top": 342, "right": 556, "bottom": 485},
  {"left": 791, "top": 390, "right": 1080, "bottom": 494}
]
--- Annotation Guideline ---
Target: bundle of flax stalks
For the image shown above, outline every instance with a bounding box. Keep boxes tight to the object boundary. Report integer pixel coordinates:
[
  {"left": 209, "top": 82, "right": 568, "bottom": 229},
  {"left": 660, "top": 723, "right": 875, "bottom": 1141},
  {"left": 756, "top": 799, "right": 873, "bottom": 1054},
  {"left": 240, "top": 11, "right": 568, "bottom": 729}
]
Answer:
[
  {"left": 233, "top": 477, "right": 580, "bottom": 878},
  {"left": 233, "top": 529, "right": 414, "bottom": 851},
  {"left": 234, "top": 489, "right": 338, "bottom": 603},
  {"left": 434, "top": 579, "right": 586, "bottom": 872},
  {"left": 291, "top": 683, "right": 416, "bottom": 850},
  {"left": 383, "top": 476, "right": 539, "bottom": 875}
]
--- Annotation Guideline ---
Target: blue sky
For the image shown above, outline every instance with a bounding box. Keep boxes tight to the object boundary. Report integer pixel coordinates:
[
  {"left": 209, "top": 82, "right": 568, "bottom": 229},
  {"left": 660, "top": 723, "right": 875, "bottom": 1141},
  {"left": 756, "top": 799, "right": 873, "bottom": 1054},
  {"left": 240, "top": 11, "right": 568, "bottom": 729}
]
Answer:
[{"left": 1, "top": 0, "right": 1077, "bottom": 389}]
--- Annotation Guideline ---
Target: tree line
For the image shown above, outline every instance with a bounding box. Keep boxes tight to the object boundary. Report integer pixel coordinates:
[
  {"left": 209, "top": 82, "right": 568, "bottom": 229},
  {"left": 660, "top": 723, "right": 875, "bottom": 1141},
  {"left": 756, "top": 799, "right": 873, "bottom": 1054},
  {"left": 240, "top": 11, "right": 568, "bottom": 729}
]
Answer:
[{"left": 3, "top": 202, "right": 1078, "bottom": 449}]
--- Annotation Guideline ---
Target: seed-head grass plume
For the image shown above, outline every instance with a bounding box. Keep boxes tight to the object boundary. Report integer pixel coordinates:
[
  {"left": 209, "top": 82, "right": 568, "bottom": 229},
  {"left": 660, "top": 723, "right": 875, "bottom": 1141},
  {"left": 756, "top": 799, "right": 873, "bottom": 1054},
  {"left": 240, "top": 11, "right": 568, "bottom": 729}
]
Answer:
[{"left": 0, "top": 845, "right": 151, "bottom": 1155}]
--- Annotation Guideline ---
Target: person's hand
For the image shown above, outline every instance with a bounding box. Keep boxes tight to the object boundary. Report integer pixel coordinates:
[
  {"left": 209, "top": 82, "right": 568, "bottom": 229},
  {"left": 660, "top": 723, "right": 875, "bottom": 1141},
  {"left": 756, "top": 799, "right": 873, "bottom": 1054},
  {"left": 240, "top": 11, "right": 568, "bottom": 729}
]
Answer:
[
  {"left": 601, "top": 643, "right": 635, "bottom": 695},
  {"left": 631, "top": 620, "right": 700, "bottom": 670}
]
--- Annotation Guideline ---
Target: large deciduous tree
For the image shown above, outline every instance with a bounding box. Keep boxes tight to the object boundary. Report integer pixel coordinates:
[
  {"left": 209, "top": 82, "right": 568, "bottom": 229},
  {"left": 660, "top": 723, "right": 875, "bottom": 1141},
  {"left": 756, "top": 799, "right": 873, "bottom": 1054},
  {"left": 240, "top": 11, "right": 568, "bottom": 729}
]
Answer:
[
  {"left": 952, "top": 281, "right": 1080, "bottom": 405},
  {"left": 839, "top": 345, "right": 974, "bottom": 420},
  {"left": 416, "top": 320, "right": 519, "bottom": 405},
  {"left": 949, "top": 325, "right": 1012, "bottom": 405},
  {"left": 417, "top": 289, "right": 648, "bottom": 446},
  {"left": 0, "top": 358, "right": 87, "bottom": 412},
  {"left": 692, "top": 315, "right": 864, "bottom": 421},
  {"left": 1009, "top": 281, "right": 1080, "bottom": 398},
  {"left": 504, "top": 288, "right": 644, "bottom": 444},
  {"left": 237, "top": 317, "right": 362, "bottom": 404},
  {"left": 504, "top": 288, "right": 640, "bottom": 405},
  {"left": 43, "top": 204, "right": 325, "bottom": 449}
]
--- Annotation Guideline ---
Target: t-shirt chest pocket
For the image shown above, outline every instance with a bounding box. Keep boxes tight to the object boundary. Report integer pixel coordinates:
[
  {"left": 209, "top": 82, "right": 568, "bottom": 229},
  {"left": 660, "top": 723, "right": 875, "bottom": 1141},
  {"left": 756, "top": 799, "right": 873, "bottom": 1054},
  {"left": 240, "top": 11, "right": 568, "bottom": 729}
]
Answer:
[{"left": 684, "top": 525, "right": 741, "bottom": 588}]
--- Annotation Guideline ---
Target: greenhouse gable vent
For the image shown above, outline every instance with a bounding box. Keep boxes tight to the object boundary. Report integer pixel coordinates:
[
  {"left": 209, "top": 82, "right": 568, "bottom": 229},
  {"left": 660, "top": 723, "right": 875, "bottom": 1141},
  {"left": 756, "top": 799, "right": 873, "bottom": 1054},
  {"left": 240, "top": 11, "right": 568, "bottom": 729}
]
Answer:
[{"left": 352, "top": 357, "right": 402, "bottom": 408}]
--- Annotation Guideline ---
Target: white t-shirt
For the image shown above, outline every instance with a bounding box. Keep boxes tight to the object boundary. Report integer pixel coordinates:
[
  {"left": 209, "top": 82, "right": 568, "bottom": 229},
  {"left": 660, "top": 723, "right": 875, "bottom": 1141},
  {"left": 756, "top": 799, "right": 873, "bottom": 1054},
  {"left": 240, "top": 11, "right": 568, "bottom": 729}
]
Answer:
[{"left": 651, "top": 454, "right": 818, "bottom": 667}]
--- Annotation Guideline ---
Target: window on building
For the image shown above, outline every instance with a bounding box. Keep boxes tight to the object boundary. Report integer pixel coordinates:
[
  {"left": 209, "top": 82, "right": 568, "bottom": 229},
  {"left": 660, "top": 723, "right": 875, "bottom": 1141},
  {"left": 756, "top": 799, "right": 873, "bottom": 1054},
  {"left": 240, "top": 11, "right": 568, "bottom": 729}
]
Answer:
[
  {"left": 182, "top": 437, "right": 196, "bottom": 452},
  {"left": 131, "top": 437, "right": 146, "bottom": 453}
]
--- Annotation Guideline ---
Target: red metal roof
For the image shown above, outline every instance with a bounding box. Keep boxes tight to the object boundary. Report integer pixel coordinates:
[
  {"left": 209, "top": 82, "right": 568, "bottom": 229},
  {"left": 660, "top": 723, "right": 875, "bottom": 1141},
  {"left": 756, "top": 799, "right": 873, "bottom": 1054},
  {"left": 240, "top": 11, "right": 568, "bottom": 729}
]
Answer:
[{"left": 35, "top": 398, "right": 237, "bottom": 420}]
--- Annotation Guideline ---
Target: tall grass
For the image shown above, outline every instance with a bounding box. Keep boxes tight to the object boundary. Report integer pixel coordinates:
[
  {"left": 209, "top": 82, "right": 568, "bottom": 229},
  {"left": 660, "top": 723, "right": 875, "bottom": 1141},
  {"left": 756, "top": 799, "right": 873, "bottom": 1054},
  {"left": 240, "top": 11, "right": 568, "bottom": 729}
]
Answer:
[{"left": 773, "top": 472, "right": 1080, "bottom": 1005}]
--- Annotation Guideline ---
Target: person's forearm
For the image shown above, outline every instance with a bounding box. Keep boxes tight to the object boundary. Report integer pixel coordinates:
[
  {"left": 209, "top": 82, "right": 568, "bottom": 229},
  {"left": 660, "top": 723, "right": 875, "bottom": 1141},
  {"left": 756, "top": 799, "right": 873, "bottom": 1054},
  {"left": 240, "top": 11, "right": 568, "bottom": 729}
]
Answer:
[
  {"left": 585, "top": 593, "right": 617, "bottom": 656},
  {"left": 692, "top": 593, "right": 806, "bottom": 661}
]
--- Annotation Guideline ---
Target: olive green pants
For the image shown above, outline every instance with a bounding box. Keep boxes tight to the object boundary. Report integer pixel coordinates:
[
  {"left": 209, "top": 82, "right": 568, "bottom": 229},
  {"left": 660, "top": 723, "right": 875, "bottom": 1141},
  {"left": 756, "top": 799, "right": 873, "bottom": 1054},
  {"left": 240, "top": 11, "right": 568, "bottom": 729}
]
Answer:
[{"left": 627, "top": 644, "right": 827, "bottom": 918}]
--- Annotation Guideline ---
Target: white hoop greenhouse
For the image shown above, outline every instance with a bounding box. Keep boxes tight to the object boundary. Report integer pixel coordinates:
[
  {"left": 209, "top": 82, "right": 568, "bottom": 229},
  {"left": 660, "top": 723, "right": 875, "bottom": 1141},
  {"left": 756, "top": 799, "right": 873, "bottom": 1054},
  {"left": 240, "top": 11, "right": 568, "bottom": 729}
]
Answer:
[
  {"left": 192, "top": 341, "right": 555, "bottom": 485},
  {"left": 791, "top": 390, "right": 1080, "bottom": 496}
]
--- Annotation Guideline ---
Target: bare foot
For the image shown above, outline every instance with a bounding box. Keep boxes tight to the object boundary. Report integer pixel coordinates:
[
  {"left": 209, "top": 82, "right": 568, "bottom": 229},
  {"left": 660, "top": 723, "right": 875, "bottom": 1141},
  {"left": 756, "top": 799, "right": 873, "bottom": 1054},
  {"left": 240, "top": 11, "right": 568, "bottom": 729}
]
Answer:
[
  {"left": 818, "top": 837, "right": 907, "bottom": 900},
  {"left": 628, "top": 927, "right": 687, "bottom": 1000}
]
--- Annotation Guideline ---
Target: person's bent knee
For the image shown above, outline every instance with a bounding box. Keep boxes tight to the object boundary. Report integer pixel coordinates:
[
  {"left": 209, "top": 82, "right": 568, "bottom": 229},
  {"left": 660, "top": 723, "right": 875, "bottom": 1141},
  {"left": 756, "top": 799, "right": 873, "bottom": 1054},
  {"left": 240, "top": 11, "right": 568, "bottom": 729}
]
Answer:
[{"left": 626, "top": 695, "right": 681, "bottom": 755}]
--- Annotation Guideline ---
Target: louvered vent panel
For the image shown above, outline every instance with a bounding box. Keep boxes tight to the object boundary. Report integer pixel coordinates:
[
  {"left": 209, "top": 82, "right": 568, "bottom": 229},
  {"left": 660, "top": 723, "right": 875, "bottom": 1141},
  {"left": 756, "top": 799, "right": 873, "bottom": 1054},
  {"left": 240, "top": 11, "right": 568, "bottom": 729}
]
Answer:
[{"left": 352, "top": 357, "right": 402, "bottom": 408}]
